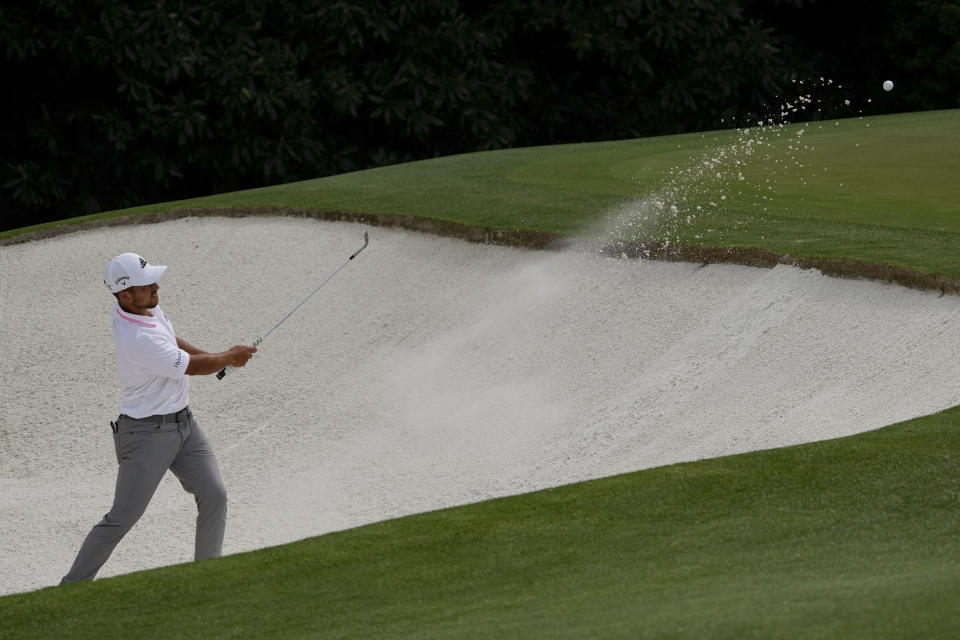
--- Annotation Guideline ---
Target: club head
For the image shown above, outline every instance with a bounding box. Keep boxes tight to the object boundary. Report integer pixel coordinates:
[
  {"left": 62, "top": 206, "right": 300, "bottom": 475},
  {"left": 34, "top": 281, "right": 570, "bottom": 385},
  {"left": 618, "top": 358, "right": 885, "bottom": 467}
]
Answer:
[{"left": 351, "top": 230, "right": 369, "bottom": 260}]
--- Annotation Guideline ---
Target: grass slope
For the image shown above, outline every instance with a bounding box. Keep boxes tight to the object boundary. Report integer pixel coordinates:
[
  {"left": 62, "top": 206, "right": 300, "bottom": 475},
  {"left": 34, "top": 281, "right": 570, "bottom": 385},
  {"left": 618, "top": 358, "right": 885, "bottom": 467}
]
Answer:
[
  {"left": 4, "top": 109, "right": 959, "bottom": 277},
  {"left": 3, "top": 406, "right": 960, "bottom": 639}
]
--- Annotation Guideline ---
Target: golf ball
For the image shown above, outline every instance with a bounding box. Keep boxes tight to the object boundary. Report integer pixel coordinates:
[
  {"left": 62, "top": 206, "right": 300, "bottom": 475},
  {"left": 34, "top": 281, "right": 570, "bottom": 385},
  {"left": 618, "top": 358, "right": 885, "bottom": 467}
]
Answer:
[{"left": 883, "top": 80, "right": 894, "bottom": 92}]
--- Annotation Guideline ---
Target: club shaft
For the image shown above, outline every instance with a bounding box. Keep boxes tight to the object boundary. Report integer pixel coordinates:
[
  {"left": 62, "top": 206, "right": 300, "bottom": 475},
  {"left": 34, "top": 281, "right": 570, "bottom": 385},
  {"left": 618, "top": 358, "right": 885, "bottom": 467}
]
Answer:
[
  {"left": 260, "top": 256, "right": 353, "bottom": 343},
  {"left": 217, "top": 230, "right": 368, "bottom": 380}
]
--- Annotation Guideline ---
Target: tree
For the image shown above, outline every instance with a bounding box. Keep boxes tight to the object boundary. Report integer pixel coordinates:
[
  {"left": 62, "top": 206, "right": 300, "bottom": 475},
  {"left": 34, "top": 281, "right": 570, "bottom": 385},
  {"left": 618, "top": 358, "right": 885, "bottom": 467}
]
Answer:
[
  {"left": 2, "top": 0, "right": 956, "bottom": 231},
  {"left": 2, "top": 0, "right": 325, "bottom": 228}
]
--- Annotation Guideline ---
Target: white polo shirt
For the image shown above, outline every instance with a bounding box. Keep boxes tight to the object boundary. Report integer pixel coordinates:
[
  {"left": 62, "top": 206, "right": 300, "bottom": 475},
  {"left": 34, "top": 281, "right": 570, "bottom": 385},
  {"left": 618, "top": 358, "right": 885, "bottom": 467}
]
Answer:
[{"left": 112, "top": 303, "right": 191, "bottom": 418}]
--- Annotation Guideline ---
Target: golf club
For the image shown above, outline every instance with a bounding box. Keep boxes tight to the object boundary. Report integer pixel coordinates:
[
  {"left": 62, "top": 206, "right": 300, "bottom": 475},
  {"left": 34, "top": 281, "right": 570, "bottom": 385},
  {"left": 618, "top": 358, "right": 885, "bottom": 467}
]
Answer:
[{"left": 216, "top": 229, "right": 370, "bottom": 380}]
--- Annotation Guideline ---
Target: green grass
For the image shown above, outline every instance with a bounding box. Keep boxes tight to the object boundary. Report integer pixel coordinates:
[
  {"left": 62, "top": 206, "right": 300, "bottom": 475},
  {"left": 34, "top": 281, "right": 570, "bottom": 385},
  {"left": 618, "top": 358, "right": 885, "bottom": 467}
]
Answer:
[
  {"left": 3, "top": 109, "right": 960, "bottom": 637},
  {"left": 4, "top": 109, "right": 959, "bottom": 277},
  {"left": 4, "top": 406, "right": 960, "bottom": 639}
]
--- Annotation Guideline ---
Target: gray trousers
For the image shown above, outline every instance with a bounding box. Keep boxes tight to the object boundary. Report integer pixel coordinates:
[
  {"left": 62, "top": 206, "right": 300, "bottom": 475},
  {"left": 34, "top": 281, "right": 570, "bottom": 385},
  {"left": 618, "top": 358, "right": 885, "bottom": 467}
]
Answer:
[{"left": 61, "top": 408, "right": 227, "bottom": 584}]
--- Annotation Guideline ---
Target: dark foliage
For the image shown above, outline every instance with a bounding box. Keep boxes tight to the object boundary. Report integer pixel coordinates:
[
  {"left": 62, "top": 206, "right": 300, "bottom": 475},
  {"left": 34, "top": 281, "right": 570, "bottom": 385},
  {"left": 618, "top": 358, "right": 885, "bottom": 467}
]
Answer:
[{"left": 1, "top": 0, "right": 957, "bottom": 230}]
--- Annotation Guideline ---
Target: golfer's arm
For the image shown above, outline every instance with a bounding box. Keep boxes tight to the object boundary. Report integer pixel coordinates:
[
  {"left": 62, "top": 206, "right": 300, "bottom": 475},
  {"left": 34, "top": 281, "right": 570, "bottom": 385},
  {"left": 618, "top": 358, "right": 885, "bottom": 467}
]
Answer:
[
  {"left": 177, "top": 338, "right": 228, "bottom": 376},
  {"left": 184, "top": 351, "right": 234, "bottom": 376},
  {"left": 176, "top": 338, "right": 208, "bottom": 356}
]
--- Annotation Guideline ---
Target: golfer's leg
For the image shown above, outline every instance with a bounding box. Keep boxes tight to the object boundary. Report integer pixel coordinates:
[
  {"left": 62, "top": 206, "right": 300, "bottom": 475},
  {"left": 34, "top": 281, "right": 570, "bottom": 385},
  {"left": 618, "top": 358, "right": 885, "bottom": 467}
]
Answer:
[
  {"left": 170, "top": 417, "right": 227, "bottom": 561},
  {"left": 60, "top": 430, "right": 178, "bottom": 584}
]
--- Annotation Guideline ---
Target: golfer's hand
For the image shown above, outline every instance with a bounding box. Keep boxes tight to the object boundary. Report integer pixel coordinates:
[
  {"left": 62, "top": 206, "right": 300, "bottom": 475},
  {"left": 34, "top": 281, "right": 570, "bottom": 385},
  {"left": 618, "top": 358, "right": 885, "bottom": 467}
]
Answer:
[{"left": 226, "top": 345, "right": 257, "bottom": 368}]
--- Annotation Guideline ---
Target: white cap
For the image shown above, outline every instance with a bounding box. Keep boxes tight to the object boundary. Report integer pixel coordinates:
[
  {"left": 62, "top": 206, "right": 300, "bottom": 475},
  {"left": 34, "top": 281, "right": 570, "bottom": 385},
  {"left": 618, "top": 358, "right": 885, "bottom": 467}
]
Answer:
[{"left": 104, "top": 253, "right": 167, "bottom": 293}]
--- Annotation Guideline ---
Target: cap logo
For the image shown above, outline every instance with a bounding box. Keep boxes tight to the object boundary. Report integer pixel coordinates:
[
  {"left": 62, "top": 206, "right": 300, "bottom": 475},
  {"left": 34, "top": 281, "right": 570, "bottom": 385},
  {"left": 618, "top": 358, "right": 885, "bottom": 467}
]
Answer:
[{"left": 139, "top": 258, "right": 147, "bottom": 269}]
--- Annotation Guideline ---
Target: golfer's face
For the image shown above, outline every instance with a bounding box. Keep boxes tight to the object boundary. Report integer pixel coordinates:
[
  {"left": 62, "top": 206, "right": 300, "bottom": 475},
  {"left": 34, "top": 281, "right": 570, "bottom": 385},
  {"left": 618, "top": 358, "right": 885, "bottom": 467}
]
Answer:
[{"left": 125, "top": 282, "right": 159, "bottom": 309}]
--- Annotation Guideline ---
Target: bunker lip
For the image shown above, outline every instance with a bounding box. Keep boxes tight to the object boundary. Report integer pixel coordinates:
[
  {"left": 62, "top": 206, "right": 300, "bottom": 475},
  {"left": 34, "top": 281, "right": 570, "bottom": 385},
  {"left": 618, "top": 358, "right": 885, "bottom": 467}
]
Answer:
[
  {"left": 601, "top": 240, "right": 960, "bottom": 296},
  {"left": 2, "top": 205, "right": 958, "bottom": 295}
]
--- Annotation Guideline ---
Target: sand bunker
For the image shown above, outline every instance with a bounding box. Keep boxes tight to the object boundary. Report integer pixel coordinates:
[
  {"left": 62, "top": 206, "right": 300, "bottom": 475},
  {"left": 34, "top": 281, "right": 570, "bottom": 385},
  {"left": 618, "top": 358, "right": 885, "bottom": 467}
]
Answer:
[{"left": 2, "top": 215, "right": 960, "bottom": 595}]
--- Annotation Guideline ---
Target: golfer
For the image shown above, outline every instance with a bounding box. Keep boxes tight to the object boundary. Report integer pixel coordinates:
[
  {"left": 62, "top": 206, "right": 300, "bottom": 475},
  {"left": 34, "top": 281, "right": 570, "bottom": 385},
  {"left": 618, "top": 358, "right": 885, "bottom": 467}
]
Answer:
[{"left": 61, "top": 252, "right": 257, "bottom": 584}]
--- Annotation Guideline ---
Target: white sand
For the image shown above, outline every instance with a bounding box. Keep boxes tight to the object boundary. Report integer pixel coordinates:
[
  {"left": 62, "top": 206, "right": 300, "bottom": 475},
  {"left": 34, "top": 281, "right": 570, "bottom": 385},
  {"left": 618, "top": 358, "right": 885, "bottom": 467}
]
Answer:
[{"left": 2, "top": 216, "right": 960, "bottom": 595}]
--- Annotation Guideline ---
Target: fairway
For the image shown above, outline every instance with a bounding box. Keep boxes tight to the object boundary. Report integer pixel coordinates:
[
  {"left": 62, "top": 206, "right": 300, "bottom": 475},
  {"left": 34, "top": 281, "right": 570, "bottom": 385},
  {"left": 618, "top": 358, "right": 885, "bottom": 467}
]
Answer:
[
  {"left": 6, "top": 110, "right": 959, "bottom": 280},
  {"left": 2, "top": 109, "right": 960, "bottom": 638}
]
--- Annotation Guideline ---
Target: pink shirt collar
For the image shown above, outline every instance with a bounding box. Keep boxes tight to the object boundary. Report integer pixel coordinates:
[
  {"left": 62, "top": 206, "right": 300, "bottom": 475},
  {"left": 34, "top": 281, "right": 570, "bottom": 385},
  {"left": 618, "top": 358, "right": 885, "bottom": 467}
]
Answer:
[{"left": 115, "top": 304, "right": 156, "bottom": 328}]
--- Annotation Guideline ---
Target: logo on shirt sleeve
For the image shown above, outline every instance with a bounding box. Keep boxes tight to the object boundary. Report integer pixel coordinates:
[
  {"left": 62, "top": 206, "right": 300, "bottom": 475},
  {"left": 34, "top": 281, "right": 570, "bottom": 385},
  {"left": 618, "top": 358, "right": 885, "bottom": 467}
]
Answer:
[{"left": 173, "top": 350, "right": 184, "bottom": 369}]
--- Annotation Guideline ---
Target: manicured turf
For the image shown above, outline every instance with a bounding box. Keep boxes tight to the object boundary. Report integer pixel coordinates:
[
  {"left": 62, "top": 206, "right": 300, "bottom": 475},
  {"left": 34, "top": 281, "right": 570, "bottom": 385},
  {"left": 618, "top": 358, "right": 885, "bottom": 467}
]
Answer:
[
  {"left": 2, "top": 109, "right": 959, "bottom": 638},
  {"left": 4, "top": 109, "right": 959, "bottom": 277},
  {"left": 3, "top": 406, "right": 960, "bottom": 639}
]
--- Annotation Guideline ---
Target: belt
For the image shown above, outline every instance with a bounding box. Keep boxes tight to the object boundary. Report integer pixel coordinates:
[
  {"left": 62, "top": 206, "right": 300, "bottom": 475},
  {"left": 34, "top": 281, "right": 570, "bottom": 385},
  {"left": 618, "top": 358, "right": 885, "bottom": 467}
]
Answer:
[{"left": 120, "top": 406, "right": 191, "bottom": 424}]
